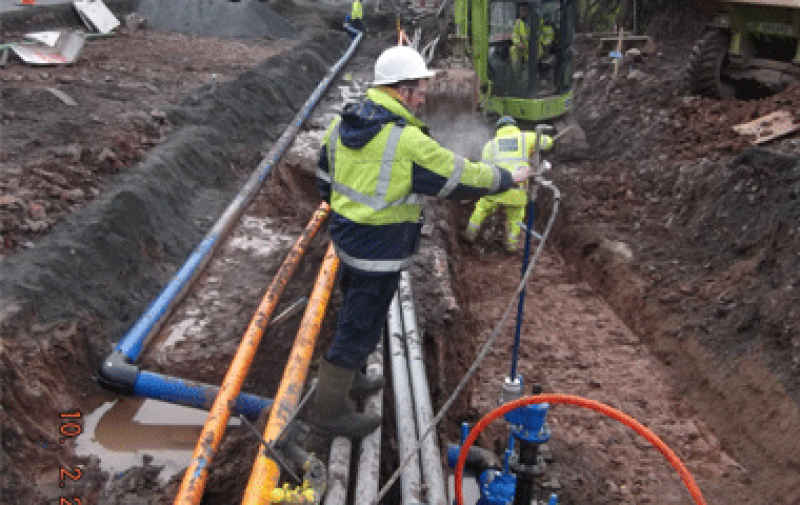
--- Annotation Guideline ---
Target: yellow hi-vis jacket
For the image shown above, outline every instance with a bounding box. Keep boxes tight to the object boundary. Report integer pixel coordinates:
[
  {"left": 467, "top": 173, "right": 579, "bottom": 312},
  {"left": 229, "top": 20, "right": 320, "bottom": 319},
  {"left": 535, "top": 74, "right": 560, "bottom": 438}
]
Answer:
[
  {"left": 316, "top": 88, "right": 514, "bottom": 273},
  {"left": 351, "top": 0, "right": 363, "bottom": 20},
  {"left": 512, "top": 18, "right": 530, "bottom": 57},
  {"left": 513, "top": 18, "right": 555, "bottom": 59},
  {"left": 479, "top": 125, "right": 553, "bottom": 206}
]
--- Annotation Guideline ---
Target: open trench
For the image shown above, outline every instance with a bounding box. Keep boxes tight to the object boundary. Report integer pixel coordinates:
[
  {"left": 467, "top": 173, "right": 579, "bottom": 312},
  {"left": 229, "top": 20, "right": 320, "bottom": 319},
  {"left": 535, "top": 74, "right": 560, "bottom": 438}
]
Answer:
[{"left": 2, "top": 7, "right": 799, "bottom": 505}]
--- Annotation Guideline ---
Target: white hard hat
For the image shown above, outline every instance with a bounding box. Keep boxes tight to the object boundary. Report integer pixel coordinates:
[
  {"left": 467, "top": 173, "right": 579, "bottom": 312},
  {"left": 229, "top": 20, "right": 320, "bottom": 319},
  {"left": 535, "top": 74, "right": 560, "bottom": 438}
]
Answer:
[{"left": 373, "top": 45, "right": 437, "bottom": 86}]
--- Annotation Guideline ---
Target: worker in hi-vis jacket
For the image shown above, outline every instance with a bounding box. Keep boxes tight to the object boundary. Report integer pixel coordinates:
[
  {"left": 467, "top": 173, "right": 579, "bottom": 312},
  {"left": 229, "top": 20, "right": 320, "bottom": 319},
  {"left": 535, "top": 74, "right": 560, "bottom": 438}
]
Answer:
[
  {"left": 464, "top": 115, "right": 553, "bottom": 251},
  {"left": 308, "top": 46, "right": 539, "bottom": 439}
]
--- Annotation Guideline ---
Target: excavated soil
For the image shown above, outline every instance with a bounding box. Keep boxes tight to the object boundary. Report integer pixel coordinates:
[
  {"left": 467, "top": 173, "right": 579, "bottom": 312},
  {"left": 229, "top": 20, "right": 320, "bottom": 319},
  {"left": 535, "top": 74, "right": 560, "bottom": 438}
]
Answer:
[{"left": 2, "top": 1, "right": 800, "bottom": 505}]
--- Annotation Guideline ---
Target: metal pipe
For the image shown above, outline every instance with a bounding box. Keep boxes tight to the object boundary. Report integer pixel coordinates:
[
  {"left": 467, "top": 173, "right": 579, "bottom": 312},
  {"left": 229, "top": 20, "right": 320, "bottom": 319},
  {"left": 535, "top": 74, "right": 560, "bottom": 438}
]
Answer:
[
  {"left": 398, "top": 272, "right": 447, "bottom": 505},
  {"left": 388, "top": 295, "right": 424, "bottom": 505},
  {"left": 354, "top": 341, "right": 385, "bottom": 504},
  {"left": 112, "top": 31, "right": 364, "bottom": 363},
  {"left": 174, "top": 205, "right": 330, "bottom": 505},
  {"left": 242, "top": 243, "right": 340, "bottom": 504}
]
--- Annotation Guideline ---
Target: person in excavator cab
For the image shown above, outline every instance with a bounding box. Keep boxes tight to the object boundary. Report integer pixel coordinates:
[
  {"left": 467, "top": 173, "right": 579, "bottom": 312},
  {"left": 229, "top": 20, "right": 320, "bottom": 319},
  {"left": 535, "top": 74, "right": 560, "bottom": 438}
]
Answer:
[
  {"left": 511, "top": 2, "right": 555, "bottom": 69},
  {"left": 309, "top": 46, "right": 539, "bottom": 439},
  {"left": 464, "top": 116, "right": 553, "bottom": 252}
]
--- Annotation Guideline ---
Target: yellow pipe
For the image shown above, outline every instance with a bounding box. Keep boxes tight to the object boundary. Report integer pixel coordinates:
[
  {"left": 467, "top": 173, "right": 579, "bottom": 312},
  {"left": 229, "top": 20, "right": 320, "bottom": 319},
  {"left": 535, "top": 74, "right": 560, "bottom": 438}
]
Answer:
[
  {"left": 242, "top": 242, "right": 340, "bottom": 504},
  {"left": 174, "top": 203, "right": 330, "bottom": 505}
]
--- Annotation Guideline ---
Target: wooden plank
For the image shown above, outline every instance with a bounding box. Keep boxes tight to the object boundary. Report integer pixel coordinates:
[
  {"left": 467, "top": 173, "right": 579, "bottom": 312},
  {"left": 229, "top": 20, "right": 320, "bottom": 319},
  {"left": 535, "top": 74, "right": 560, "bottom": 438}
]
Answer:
[{"left": 732, "top": 110, "right": 800, "bottom": 145}]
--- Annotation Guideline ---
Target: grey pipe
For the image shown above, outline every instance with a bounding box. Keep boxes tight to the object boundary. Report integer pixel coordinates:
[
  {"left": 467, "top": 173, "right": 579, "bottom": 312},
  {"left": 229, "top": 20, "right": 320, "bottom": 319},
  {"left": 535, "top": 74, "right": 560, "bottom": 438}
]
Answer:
[
  {"left": 388, "top": 295, "right": 424, "bottom": 505},
  {"left": 355, "top": 339, "right": 385, "bottom": 503},
  {"left": 398, "top": 272, "right": 447, "bottom": 505},
  {"left": 324, "top": 437, "right": 351, "bottom": 505}
]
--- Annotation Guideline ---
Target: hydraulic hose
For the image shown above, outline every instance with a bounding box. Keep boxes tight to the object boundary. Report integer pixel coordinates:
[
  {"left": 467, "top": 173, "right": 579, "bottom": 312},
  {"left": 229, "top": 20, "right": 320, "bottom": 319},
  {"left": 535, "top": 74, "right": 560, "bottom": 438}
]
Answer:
[{"left": 454, "top": 394, "right": 708, "bottom": 505}]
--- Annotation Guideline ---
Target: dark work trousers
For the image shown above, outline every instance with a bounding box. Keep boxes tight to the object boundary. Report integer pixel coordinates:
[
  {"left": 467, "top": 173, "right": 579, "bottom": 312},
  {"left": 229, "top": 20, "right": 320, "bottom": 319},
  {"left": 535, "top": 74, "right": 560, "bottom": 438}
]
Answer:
[{"left": 325, "top": 263, "right": 400, "bottom": 370}]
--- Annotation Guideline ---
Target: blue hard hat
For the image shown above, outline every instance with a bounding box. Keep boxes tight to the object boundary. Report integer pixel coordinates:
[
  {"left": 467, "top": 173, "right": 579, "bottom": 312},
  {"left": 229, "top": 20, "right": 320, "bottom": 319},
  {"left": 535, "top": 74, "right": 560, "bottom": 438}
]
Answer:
[{"left": 496, "top": 116, "right": 516, "bottom": 129}]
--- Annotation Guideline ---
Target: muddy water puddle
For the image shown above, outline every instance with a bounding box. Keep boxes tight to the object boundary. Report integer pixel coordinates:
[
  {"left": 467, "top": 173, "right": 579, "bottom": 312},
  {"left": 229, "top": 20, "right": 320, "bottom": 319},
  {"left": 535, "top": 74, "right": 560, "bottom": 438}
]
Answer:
[{"left": 75, "top": 397, "right": 240, "bottom": 482}]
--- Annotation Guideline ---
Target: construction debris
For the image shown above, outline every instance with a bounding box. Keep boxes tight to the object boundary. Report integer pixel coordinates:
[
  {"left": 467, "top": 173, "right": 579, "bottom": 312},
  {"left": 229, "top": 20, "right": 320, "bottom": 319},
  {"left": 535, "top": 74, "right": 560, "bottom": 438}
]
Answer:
[
  {"left": 45, "top": 87, "right": 78, "bottom": 106},
  {"left": 73, "top": 0, "right": 120, "bottom": 34},
  {"left": 732, "top": 110, "right": 800, "bottom": 145},
  {"left": 10, "top": 30, "right": 86, "bottom": 65}
]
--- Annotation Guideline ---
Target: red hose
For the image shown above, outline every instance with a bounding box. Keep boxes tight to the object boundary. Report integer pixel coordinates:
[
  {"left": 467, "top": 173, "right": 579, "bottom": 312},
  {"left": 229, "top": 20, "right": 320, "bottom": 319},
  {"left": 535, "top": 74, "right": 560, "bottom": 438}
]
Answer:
[{"left": 454, "top": 394, "right": 707, "bottom": 505}]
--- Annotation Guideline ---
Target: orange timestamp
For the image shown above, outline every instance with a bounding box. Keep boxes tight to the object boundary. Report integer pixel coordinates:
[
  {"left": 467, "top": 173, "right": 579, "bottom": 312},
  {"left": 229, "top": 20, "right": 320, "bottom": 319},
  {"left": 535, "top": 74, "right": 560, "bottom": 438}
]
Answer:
[{"left": 58, "top": 410, "right": 84, "bottom": 505}]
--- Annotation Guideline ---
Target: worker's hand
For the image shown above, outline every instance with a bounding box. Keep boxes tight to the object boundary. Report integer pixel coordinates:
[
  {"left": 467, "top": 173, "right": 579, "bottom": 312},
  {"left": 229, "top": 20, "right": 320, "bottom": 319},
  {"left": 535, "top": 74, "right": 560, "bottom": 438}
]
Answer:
[
  {"left": 539, "top": 160, "right": 552, "bottom": 174},
  {"left": 511, "top": 164, "right": 535, "bottom": 183}
]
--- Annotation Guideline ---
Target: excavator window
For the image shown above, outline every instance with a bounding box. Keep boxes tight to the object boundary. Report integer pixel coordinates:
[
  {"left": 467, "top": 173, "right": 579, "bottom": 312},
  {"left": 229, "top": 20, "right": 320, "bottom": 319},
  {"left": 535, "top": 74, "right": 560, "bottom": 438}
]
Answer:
[{"left": 486, "top": 0, "right": 575, "bottom": 99}]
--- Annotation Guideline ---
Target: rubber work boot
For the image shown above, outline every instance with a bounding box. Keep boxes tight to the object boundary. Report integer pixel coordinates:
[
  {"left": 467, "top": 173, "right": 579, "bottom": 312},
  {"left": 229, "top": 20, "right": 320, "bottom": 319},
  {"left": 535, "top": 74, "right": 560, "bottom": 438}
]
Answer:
[
  {"left": 464, "top": 223, "right": 480, "bottom": 243},
  {"left": 349, "top": 369, "right": 385, "bottom": 399},
  {"left": 305, "top": 359, "right": 381, "bottom": 439}
]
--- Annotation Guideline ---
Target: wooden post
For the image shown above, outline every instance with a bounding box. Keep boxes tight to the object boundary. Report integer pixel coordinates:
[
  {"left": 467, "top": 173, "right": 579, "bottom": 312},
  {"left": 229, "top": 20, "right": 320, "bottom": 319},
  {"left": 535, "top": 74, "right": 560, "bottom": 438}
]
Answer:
[{"left": 613, "top": 28, "right": 624, "bottom": 77}]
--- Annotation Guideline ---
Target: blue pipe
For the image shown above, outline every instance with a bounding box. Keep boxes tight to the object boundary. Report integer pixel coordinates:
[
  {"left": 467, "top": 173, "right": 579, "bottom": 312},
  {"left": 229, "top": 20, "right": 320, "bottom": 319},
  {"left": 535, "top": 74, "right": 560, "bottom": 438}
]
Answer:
[
  {"left": 115, "top": 233, "right": 219, "bottom": 360},
  {"left": 134, "top": 370, "right": 272, "bottom": 420},
  {"left": 97, "top": 351, "right": 272, "bottom": 420},
  {"left": 112, "top": 31, "right": 364, "bottom": 363},
  {"left": 510, "top": 199, "right": 535, "bottom": 380},
  {"left": 98, "top": 33, "right": 364, "bottom": 415}
]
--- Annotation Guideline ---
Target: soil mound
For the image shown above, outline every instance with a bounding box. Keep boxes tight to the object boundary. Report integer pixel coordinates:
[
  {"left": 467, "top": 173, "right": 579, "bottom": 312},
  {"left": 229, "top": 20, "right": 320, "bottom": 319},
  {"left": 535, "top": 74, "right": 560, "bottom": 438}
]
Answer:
[
  {"left": 0, "top": 31, "right": 350, "bottom": 339},
  {"left": 135, "top": 0, "right": 298, "bottom": 39}
]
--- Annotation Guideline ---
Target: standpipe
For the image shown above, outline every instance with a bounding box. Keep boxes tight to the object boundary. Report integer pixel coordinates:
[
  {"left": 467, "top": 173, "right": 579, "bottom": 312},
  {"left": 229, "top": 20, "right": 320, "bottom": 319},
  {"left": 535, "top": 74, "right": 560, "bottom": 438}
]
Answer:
[
  {"left": 174, "top": 204, "right": 330, "bottom": 505},
  {"left": 242, "top": 242, "right": 340, "bottom": 504},
  {"left": 454, "top": 394, "right": 708, "bottom": 505}
]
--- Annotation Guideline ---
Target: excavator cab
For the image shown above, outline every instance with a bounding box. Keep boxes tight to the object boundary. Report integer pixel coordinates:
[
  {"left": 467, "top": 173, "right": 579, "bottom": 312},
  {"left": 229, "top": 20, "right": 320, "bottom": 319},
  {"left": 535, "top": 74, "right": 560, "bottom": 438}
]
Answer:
[{"left": 457, "top": 0, "right": 577, "bottom": 121}]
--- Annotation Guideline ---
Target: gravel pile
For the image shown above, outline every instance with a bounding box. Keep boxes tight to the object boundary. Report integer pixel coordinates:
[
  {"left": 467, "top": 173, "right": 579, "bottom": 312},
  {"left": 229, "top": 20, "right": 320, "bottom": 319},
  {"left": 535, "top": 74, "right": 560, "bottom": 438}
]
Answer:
[{"left": 136, "top": 0, "right": 299, "bottom": 39}]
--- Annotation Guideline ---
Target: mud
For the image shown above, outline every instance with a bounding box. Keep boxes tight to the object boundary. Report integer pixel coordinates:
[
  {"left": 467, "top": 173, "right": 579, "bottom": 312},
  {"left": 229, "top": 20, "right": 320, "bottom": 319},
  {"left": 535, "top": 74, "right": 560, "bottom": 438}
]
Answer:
[{"left": 2, "top": 1, "right": 800, "bottom": 504}]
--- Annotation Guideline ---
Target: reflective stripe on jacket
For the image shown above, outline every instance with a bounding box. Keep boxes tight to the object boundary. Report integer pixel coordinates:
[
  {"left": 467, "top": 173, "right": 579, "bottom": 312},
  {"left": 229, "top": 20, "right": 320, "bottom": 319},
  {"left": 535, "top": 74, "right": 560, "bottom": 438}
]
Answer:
[{"left": 317, "top": 87, "right": 515, "bottom": 273}]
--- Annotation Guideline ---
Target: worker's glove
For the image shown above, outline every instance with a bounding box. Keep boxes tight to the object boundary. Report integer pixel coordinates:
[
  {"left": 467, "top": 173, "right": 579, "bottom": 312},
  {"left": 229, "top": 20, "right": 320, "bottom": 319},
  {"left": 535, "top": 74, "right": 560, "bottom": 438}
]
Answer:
[
  {"left": 538, "top": 160, "right": 552, "bottom": 174},
  {"left": 511, "top": 164, "right": 535, "bottom": 184}
]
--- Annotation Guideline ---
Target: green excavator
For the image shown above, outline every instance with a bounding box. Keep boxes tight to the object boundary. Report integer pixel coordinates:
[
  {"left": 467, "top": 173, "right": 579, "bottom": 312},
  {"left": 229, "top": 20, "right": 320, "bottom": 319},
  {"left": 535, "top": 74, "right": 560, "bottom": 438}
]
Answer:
[{"left": 687, "top": 0, "right": 800, "bottom": 98}]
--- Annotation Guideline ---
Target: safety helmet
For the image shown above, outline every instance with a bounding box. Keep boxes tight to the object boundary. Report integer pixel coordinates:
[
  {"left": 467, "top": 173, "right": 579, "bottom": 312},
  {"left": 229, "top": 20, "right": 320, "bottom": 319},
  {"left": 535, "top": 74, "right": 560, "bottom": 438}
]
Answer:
[
  {"left": 496, "top": 116, "right": 516, "bottom": 129},
  {"left": 373, "top": 45, "right": 437, "bottom": 86}
]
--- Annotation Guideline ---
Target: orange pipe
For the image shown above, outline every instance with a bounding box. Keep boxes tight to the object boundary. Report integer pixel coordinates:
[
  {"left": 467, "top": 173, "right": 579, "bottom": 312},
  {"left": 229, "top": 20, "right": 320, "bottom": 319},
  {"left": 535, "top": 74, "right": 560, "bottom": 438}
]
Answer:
[
  {"left": 242, "top": 242, "right": 340, "bottom": 504},
  {"left": 174, "top": 203, "right": 330, "bottom": 505},
  {"left": 455, "top": 394, "right": 708, "bottom": 505}
]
